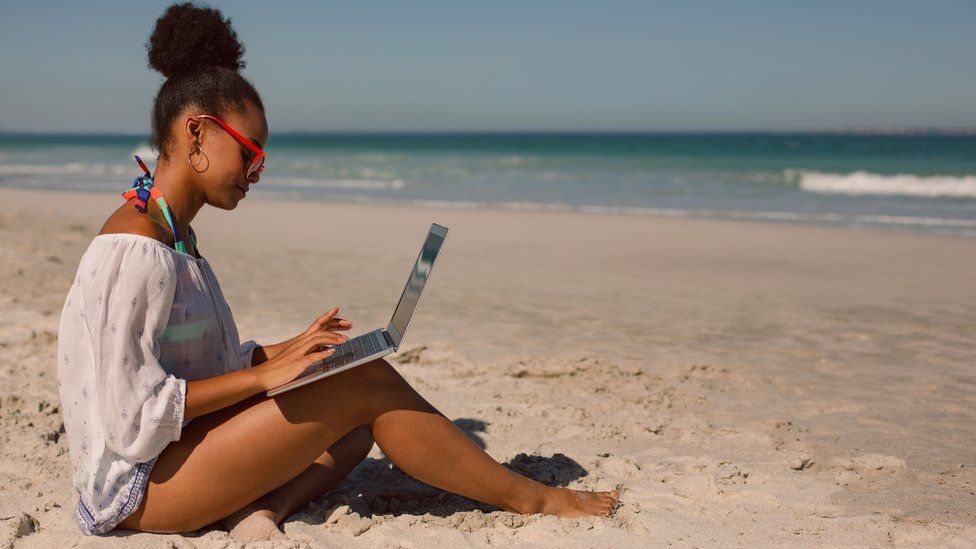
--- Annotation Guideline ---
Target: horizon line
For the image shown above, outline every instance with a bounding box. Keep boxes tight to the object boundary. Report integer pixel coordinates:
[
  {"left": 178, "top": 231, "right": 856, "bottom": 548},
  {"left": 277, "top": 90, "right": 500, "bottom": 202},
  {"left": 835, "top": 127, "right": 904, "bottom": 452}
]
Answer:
[{"left": 2, "top": 127, "right": 976, "bottom": 137}]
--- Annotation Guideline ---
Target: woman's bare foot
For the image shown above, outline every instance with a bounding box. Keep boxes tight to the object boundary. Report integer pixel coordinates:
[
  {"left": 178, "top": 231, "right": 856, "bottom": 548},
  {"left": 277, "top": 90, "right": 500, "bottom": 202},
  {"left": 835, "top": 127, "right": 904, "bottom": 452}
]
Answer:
[
  {"left": 221, "top": 506, "right": 289, "bottom": 543},
  {"left": 543, "top": 487, "right": 620, "bottom": 518},
  {"left": 512, "top": 486, "right": 620, "bottom": 518}
]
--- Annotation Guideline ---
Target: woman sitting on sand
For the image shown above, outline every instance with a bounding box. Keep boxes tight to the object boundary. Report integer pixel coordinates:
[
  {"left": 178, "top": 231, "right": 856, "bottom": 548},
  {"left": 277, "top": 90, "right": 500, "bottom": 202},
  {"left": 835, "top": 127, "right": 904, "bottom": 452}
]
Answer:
[{"left": 55, "top": 2, "right": 618, "bottom": 541}]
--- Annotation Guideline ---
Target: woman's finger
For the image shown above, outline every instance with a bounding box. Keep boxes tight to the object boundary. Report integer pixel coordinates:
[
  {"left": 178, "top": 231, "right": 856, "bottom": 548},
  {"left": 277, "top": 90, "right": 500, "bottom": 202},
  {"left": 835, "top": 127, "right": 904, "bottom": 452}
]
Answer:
[
  {"left": 300, "top": 308, "right": 340, "bottom": 337},
  {"left": 315, "top": 308, "right": 340, "bottom": 326},
  {"left": 299, "top": 332, "right": 347, "bottom": 353},
  {"left": 306, "top": 347, "right": 337, "bottom": 364},
  {"left": 298, "top": 322, "right": 348, "bottom": 344},
  {"left": 313, "top": 332, "right": 347, "bottom": 348},
  {"left": 326, "top": 317, "right": 352, "bottom": 325}
]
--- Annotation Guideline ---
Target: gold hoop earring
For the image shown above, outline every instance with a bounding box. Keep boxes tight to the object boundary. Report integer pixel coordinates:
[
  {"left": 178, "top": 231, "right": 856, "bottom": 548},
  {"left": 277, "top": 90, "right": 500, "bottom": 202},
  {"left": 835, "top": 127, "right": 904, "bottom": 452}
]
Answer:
[{"left": 188, "top": 145, "right": 209, "bottom": 173}]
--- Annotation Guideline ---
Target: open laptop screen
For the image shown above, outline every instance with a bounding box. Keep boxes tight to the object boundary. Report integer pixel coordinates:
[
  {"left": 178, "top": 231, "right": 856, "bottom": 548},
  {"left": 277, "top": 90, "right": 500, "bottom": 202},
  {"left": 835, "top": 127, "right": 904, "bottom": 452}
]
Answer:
[{"left": 388, "top": 224, "right": 448, "bottom": 347}]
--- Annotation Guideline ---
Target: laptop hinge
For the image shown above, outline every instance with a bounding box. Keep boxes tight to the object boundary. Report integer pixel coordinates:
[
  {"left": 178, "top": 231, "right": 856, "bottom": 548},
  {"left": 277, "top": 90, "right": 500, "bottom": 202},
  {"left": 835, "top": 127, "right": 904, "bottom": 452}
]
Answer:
[{"left": 382, "top": 330, "right": 395, "bottom": 348}]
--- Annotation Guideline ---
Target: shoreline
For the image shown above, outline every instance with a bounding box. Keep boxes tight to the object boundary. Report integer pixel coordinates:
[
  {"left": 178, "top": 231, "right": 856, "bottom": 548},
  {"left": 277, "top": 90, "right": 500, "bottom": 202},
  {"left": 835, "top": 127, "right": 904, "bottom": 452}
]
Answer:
[{"left": 4, "top": 183, "right": 976, "bottom": 239}]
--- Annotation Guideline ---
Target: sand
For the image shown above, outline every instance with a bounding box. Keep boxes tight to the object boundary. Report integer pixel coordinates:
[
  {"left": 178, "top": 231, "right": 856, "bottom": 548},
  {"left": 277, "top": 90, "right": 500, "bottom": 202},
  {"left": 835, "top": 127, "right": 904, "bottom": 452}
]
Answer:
[{"left": 1, "top": 185, "right": 974, "bottom": 547}]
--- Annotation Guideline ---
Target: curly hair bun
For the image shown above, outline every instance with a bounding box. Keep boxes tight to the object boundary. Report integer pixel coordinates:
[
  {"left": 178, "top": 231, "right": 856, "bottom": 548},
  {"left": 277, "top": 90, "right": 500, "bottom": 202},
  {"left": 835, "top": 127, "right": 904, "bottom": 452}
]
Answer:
[{"left": 146, "top": 2, "right": 245, "bottom": 79}]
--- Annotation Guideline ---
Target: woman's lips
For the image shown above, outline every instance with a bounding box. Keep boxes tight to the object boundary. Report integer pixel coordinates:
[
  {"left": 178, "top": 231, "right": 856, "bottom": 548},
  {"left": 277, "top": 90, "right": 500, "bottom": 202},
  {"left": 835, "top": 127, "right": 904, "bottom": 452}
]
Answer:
[{"left": 236, "top": 184, "right": 248, "bottom": 195}]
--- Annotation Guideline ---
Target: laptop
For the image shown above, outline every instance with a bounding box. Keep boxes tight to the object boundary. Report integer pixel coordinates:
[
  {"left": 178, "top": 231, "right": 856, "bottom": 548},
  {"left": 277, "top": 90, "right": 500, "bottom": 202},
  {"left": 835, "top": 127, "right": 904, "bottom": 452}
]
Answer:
[{"left": 266, "top": 223, "right": 449, "bottom": 396}]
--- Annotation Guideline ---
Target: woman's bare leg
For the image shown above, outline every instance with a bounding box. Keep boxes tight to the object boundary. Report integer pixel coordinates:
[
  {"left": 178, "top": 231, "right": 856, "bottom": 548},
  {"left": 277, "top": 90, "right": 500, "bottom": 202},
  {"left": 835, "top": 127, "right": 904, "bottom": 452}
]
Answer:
[
  {"left": 219, "top": 425, "right": 374, "bottom": 541},
  {"left": 243, "top": 424, "right": 374, "bottom": 523},
  {"left": 116, "top": 359, "right": 617, "bottom": 534}
]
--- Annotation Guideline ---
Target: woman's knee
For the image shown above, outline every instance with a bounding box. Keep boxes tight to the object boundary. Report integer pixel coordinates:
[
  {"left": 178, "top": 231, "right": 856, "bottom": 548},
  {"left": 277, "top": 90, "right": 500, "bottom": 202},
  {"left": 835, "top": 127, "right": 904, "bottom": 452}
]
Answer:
[
  {"left": 337, "top": 359, "right": 435, "bottom": 414},
  {"left": 329, "top": 358, "right": 407, "bottom": 396},
  {"left": 288, "top": 358, "right": 431, "bottom": 426},
  {"left": 354, "top": 358, "right": 402, "bottom": 385},
  {"left": 275, "top": 359, "right": 399, "bottom": 414}
]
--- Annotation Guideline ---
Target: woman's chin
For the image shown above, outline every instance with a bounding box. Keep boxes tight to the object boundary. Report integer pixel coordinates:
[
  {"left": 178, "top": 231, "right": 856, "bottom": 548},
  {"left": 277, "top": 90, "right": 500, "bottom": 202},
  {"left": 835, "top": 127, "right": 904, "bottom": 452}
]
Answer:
[
  {"left": 213, "top": 195, "right": 243, "bottom": 210},
  {"left": 231, "top": 187, "right": 248, "bottom": 203}
]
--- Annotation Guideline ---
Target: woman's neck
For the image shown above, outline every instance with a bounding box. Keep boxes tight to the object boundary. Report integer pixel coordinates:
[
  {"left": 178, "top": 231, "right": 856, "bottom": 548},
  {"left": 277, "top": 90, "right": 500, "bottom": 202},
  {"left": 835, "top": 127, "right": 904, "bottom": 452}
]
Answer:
[{"left": 149, "top": 159, "right": 205, "bottom": 241}]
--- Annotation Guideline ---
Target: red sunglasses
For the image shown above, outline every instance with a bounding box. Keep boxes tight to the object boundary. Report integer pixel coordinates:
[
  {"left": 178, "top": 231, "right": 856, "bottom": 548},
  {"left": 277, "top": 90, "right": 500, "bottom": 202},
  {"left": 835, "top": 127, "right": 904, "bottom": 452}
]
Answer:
[{"left": 195, "top": 114, "right": 266, "bottom": 179}]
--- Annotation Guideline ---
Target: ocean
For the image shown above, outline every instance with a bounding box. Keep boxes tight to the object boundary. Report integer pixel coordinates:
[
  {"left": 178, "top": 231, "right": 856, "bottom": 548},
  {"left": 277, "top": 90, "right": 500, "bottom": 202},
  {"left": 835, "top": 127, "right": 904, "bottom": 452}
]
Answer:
[{"left": 1, "top": 132, "right": 974, "bottom": 236}]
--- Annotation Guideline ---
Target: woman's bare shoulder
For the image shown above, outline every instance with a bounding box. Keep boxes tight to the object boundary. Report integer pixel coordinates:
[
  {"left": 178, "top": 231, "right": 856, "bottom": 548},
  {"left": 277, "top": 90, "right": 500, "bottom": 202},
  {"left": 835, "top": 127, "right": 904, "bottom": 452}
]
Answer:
[{"left": 97, "top": 204, "right": 170, "bottom": 244}]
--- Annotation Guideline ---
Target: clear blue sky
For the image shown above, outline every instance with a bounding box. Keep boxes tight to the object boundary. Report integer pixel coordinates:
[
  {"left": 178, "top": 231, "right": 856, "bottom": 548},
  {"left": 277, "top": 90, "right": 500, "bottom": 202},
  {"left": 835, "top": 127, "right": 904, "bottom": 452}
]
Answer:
[{"left": 1, "top": 0, "right": 974, "bottom": 133}]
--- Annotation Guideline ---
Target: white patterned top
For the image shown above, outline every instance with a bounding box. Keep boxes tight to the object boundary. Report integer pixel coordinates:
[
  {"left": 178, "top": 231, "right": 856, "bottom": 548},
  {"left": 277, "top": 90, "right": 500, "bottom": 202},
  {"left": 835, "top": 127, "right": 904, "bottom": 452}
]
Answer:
[{"left": 56, "top": 233, "right": 260, "bottom": 535}]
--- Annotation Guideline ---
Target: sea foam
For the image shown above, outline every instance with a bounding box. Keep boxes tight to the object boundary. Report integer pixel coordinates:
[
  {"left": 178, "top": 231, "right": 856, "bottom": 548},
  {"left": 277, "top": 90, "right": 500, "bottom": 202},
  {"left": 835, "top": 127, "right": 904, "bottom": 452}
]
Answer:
[
  {"left": 264, "top": 176, "right": 406, "bottom": 190},
  {"left": 791, "top": 170, "right": 976, "bottom": 198},
  {"left": 130, "top": 144, "right": 158, "bottom": 164},
  {"left": 0, "top": 163, "right": 129, "bottom": 176}
]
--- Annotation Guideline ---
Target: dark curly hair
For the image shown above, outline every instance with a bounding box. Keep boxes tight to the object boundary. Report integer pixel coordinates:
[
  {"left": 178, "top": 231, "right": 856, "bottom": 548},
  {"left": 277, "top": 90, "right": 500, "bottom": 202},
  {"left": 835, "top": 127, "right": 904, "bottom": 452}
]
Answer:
[{"left": 146, "top": 2, "right": 264, "bottom": 157}]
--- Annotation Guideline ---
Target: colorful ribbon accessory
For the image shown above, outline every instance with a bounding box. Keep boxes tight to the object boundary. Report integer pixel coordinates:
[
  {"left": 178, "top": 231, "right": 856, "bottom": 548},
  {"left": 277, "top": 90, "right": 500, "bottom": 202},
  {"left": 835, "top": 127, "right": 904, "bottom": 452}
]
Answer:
[{"left": 121, "top": 155, "right": 191, "bottom": 255}]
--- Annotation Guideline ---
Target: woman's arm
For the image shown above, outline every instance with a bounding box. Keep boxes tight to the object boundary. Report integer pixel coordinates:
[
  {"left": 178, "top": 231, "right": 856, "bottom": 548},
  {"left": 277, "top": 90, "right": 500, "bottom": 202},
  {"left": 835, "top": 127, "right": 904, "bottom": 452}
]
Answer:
[
  {"left": 192, "top": 310, "right": 351, "bottom": 418},
  {"left": 184, "top": 368, "right": 263, "bottom": 421},
  {"left": 186, "top": 326, "right": 347, "bottom": 420},
  {"left": 181, "top": 342, "right": 277, "bottom": 418}
]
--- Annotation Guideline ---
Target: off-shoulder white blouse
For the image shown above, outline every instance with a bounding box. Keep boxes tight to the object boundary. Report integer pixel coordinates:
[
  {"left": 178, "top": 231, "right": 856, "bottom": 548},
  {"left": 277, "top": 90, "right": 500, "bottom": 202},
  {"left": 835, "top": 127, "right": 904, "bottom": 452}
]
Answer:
[{"left": 56, "top": 233, "right": 260, "bottom": 535}]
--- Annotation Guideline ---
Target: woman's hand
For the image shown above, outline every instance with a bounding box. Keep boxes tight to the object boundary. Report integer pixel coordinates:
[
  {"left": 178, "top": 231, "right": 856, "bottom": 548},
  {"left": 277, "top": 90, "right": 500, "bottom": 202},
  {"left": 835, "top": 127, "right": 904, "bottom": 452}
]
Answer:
[
  {"left": 297, "top": 307, "right": 354, "bottom": 340},
  {"left": 259, "top": 308, "right": 354, "bottom": 364},
  {"left": 251, "top": 307, "right": 351, "bottom": 391}
]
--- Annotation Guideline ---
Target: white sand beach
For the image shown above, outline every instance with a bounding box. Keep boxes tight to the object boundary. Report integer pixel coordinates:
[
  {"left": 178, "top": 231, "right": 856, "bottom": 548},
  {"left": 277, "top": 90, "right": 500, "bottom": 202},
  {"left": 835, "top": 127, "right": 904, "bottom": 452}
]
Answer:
[{"left": 1, "top": 185, "right": 974, "bottom": 547}]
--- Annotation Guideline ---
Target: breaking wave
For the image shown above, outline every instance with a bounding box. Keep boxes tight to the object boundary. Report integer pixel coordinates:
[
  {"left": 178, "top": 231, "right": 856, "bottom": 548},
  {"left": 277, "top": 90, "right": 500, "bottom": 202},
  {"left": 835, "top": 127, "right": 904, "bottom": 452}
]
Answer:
[{"left": 790, "top": 170, "right": 976, "bottom": 198}]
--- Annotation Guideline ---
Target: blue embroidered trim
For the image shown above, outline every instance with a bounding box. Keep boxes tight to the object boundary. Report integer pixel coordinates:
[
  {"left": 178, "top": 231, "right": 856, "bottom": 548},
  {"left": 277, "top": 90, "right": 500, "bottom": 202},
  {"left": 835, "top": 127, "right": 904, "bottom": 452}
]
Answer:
[{"left": 74, "top": 457, "right": 158, "bottom": 535}]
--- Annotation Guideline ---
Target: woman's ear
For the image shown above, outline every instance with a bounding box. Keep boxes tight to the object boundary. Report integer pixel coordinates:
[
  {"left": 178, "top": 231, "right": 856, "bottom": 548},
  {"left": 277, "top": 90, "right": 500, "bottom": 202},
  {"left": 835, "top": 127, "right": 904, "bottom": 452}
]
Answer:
[{"left": 183, "top": 115, "right": 203, "bottom": 147}]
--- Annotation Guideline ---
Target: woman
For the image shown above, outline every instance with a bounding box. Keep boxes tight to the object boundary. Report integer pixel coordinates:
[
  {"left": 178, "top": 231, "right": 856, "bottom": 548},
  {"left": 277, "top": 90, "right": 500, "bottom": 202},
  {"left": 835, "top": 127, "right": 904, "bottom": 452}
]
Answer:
[{"left": 56, "top": 2, "right": 619, "bottom": 541}]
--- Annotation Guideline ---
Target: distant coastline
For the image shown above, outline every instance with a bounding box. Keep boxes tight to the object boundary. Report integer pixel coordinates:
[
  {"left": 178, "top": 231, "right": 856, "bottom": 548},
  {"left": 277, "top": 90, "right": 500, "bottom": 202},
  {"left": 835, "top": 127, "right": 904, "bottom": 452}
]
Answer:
[{"left": 3, "top": 128, "right": 976, "bottom": 138}]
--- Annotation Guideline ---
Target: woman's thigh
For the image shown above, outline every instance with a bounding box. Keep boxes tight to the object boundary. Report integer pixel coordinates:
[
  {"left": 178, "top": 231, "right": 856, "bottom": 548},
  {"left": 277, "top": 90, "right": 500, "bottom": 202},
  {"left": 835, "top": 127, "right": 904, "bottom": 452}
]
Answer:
[{"left": 116, "top": 359, "right": 414, "bottom": 533}]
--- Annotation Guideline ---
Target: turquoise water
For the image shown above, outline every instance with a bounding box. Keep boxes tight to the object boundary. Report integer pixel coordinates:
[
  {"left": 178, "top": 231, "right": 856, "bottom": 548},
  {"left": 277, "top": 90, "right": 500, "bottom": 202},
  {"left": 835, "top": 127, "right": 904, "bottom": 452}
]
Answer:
[{"left": 1, "top": 133, "right": 974, "bottom": 235}]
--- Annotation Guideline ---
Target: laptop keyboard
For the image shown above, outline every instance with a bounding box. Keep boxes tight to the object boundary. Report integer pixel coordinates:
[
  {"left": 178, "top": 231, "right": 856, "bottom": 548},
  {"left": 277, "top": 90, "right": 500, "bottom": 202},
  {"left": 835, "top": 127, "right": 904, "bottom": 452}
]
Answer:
[
  {"left": 296, "top": 330, "right": 387, "bottom": 379},
  {"left": 326, "top": 330, "right": 384, "bottom": 367}
]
